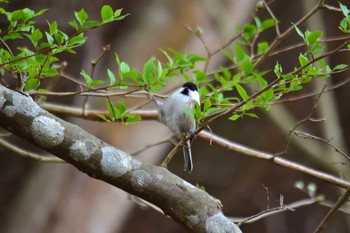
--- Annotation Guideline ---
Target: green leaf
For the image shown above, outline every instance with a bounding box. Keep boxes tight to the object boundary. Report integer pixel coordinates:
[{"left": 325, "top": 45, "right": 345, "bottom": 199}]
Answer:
[
  {"left": 293, "top": 23, "right": 304, "bottom": 40},
  {"left": 68, "top": 19, "right": 79, "bottom": 30},
  {"left": 262, "top": 87, "right": 274, "bottom": 99},
  {"left": 235, "top": 44, "right": 247, "bottom": 63},
  {"left": 157, "top": 60, "right": 163, "bottom": 79},
  {"left": 241, "top": 60, "right": 253, "bottom": 76},
  {"left": 242, "top": 23, "right": 257, "bottom": 41},
  {"left": 3, "top": 33, "right": 22, "bottom": 41},
  {"left": 75, "top": 8, "right": 88, "bottom": 25},
  {"left": 245, "top": 112, "right": 259, "bottom": 118},
  {"left": 114, "top": 8, "right": 123, "bottom": 18},
  {"left": 44, "top": 32, "right": 54, "bottom": 45},
  {"left": 160, "top": 49, "right": 174, "bottom": 67},
  {"left": 125, "top": 115, "right": 142, "bottom": 125},
  {"left": 305, "top": 30, "right": 323, "bottom": 46},
  {"left": 115, "top": 53, "right": 121, "bottom": 66},
  {"left": 101, "top": 5, "right": 113, "bottom": 21},
  {"left": 254, "top": 17, "right": 262, "bottom": 30},
  {"left": 54, "top": 31, "right": 68, "bottom": 44},
  {"left": 48, "top": 21, "right": 58, "bottom": 35},
  {"left": 310, "top": 43, "right": 324, "bottom": 54},
  {"left": 34, "top": 8, "right": 48, "bottom": 18},
  {"left": 106, "top": 101, "right": 118, "bottom": 121},
  {"left": 69, "top": 33, "right": 86, "bottom": 46},
  {"left": 117, "top": 100, "right": 127, "bottom": 114},
  {"left": 193, "top": 102, "right": 204, "bottom": 121},
  {"left": 340, "top": 2, "right": 349, "bottom": 17},
  {"left": 221, "top": 49, "right": 235, "bottom": 64},
  {"left": 333, "top": 64, "right": 348, "bottom": 71},
  {"left": 121, "top": 71, "right": 138, "bottom": 81},
  {"left": 187, "top": 54, "right": 207, "bottom": 64},
  {"left": 257, "top": 41, "right": 269, "bottom": 55},
  {"left": 43, "top": 67, "right": 59, "bottom": 77},
  {"left": 80, "top": 70, "right": 92, "bottom": 88},
  {"left": 95, "top": 113, "right": 110, "bottom": 122},
  {"left": 90, "top": 79, "right": 105, "bottom": 87},
  {"left": 203, "top": 98, "right": 212, "bottom": 112},
  {"left": 83, "top": 20, "right": 101, "bottom": 27},
  {"left": 194, "top": 70, "right": 207, "bottom": 82},
  {"left": 229, "top": 114, "right": 241, "bottom": 121},
  {"left": 261, "top": 19, "right": 275, "bottom": 31},
  {"left": 340, "top": 17, "right": 350, "bottom": 33},
  {"left": 25, "top": 78, "right": 39, "bottom": 91},
  {"left": 120, "top": 61, "right": 130, "bottom": 74},
  {"left": 235, "top": 83, "right": 249, "bottom": 100},
  {"left": 143, "top": 58, "right": 156, "bottom": 83},
  {"left": 298, "top": 53, "right": 309, "bottom": 66},
  {"left": 107, "top": 69, "right": 116, "bottom": 85},
  {"left": 114, "top": 13, "right": 129, "bottom": 21},
  {"left": 273, "top": 62, "right": 283, "bottom": 78},
  {"left": 30, "top": 28, "right": 43, "bottom": 47}
]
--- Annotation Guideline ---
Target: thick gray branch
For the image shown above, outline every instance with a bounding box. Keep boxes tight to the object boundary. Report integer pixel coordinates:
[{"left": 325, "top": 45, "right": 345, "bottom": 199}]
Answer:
[{"left": 0, "top": 85, "right": 241, "bottom": 233}]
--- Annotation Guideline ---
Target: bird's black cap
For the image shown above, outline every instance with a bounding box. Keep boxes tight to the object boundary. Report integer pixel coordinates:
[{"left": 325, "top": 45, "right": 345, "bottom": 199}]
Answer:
[
  {"left": 183, "top": 82, "right": 198, "bottom": 91},
  {"left": 181, "top": 82, "right": 198, "bottom": 96}
]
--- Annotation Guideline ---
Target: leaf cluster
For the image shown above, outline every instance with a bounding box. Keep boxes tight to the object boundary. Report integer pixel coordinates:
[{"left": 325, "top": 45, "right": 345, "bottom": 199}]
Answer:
[
  {"left": 1, "top": 2, "right": 350, "bottom": 128},
  {"left": 0, "top": 4, "right": 127, "bottom": 90}
]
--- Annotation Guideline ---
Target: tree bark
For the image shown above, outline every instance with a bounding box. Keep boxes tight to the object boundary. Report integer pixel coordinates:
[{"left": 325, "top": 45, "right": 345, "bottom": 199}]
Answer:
[{"left": 0, "top": 84, "right": 242, "bottom": 233}]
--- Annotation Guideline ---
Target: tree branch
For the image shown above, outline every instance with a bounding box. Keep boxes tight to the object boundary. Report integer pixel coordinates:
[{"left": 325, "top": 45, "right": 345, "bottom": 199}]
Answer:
[
  {"left": 0, "top": 84, "right": 241, "bottom": 233},
  {"left": 198, "top": 131, "right": 350, "bottom": 189},
  {"left": 39, "top": 102, "right": 350, "bottom": 189}
]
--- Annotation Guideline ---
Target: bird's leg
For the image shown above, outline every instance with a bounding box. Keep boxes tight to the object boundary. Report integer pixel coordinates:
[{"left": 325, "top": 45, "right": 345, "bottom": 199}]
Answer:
[{"left": 188, "top": 130, "right": 196, "bottom": 145}]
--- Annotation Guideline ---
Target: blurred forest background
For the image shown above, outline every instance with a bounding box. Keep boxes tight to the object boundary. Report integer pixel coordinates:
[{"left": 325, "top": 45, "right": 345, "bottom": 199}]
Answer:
[{"left": 1, "top": 0, "right": 350, "bottom": 232}]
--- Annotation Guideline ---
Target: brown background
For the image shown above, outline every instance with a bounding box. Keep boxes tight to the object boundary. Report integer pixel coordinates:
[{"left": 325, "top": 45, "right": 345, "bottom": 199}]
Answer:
[{"left": 1, "top": 0, "right": 350, "bottom": 232}]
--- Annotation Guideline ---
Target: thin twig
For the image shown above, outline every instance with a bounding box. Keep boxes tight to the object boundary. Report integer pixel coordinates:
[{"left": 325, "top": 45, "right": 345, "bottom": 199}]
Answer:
[
  {"left": 185, "top": 26, "right": 212, "bottom": 72},
  {"left": 29, "top": 88, "right": 146, "bottom": 98},
  {"left": 233, "top": 198, "right": 319, "bottom": 225},
  {"left": 322, "top": 3, "right": 342, "bottom": 12},
  {"left": 282, "top": 84, "right": 327, "bottom": 155},
  {"left": 129, "top": 195, "right": 164, "bottom": 214},
  {"left": 39, "top": 102, "right": 158, "bottom": 121},
  {"left": 0, "top": 137, "right": 65, "bottom": 163},
  {"left": 59, "top": 72, "right": 87, "bottom": 87},
  {"left": 91, "top": 45, "right": 111, "bottom": 80},
  {"left": 198, "top": 130, "right": 350, "bottom": 189},
  {"left": 262, "top": 184, "right": 271, "bottom": 210},
  {"left": 275, "top": 76, "right": 350, "bottom": 104},
  {"left": 131, "top": 135, "right": 173, "bottom": 156},
  {"left": 254, "top": 0, "right": 325, "bottom": 69},
  {"left": 160, "top": 138, "right": 185, "bottom": 168},
  {"left": 83, "top": 45, "right": 111, "bottom": 115},
  {"left": 313, "top": 187, "right": 350, "bottom": 233},
  {"left": 263, "top": 0, "right": 281, "bottom": 36},
  {"left": 294, "top": 131, "right": 350, "bottom": 161},
  {"left": 211, "top": 33, "right": 243, "bottom": 56}
]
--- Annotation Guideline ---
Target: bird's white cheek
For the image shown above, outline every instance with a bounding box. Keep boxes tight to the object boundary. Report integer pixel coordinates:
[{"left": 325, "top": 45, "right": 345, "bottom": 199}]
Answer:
[{"left": 191, "top": 91, "right": 200, "bottom": 105}]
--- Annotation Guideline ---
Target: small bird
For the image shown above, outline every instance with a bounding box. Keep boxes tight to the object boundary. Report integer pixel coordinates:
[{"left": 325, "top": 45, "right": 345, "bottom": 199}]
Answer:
[{"left": 156, "top": 82, "right": 200, "bottom": 173}]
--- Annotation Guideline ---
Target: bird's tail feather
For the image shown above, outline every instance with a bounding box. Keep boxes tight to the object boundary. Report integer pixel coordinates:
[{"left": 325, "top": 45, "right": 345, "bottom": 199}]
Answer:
[{"left": 183, "top": 140, "right": 193, "bottom": 173}]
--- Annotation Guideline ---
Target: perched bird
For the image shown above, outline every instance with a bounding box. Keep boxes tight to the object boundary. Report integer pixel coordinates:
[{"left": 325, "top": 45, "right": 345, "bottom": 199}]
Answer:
[{"left": 157, "top": 82, "right": 200, "bottom": 173}]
